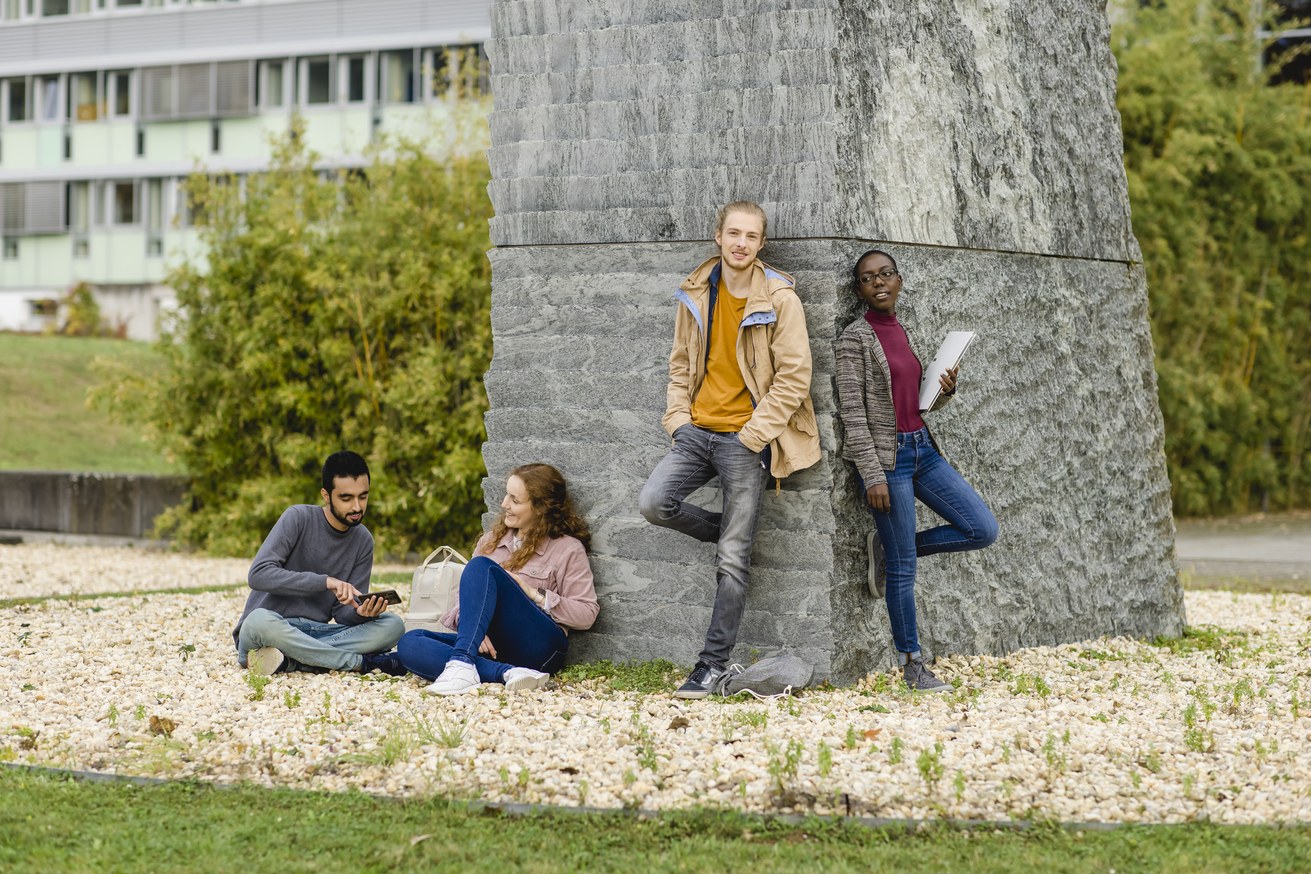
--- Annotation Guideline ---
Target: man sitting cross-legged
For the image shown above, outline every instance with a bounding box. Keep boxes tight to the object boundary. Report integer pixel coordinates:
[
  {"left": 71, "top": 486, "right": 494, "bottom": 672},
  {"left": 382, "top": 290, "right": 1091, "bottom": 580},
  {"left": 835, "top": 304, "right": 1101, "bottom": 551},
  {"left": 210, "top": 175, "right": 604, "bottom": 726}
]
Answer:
[{"left": 233, "top": 450, "right": 405, "bottom": 676}]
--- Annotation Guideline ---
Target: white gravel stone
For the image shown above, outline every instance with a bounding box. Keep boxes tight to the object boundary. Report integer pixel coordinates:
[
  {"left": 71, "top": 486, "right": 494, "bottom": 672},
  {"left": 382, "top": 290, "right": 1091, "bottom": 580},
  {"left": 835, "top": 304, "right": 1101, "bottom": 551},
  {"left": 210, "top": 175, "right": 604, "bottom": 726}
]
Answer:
[{"left": 3, "top": 544, "right": 1311, "bottom": 824}]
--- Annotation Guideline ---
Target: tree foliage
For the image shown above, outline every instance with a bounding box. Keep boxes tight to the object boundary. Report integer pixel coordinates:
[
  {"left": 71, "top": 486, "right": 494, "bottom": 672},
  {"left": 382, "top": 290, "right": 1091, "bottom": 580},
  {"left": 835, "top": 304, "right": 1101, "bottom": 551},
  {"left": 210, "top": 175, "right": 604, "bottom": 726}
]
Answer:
[
  {"left": 1113, "top": 0, "right": 1311, "bottom": 515},
  {"left": 102, "top": 119, "right": 493, "bottom": 555}
]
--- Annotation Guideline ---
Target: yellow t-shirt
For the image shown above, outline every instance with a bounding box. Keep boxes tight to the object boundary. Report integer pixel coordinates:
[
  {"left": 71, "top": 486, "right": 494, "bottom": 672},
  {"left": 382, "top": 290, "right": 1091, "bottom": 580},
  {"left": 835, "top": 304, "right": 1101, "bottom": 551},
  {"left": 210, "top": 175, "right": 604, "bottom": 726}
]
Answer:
[{"left": 691, "top": 280, "right": 754, "bottom": 432}]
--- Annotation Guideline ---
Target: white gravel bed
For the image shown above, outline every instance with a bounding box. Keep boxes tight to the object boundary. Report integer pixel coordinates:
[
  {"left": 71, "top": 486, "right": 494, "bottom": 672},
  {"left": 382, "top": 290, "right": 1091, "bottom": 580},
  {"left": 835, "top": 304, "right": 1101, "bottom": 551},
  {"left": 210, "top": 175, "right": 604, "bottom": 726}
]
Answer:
[
  {"left": 3, "top": 580, "right": 1310, "bottom": 825},
  {"left": 1, "top": 543, "right": 408, "bottom": 598}
]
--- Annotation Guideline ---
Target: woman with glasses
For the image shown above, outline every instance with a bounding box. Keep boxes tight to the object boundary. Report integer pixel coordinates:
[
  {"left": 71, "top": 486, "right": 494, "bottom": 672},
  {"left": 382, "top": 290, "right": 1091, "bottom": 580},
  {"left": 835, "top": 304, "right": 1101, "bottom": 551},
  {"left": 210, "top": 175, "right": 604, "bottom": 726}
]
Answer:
[{"left": 834, "top": 249, "right": 998, "bottom": 692}]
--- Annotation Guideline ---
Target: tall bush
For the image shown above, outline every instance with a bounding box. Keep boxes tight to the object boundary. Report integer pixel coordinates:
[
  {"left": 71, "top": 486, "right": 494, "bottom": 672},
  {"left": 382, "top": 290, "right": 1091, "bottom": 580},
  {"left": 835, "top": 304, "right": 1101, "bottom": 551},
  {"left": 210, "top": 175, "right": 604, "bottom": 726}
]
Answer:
[
  {"left": 100, "top": 119, "right": 493, "bottom": 555},
  {"left": 1113, "top": 0, "right": 1311, "bottom": 515}
]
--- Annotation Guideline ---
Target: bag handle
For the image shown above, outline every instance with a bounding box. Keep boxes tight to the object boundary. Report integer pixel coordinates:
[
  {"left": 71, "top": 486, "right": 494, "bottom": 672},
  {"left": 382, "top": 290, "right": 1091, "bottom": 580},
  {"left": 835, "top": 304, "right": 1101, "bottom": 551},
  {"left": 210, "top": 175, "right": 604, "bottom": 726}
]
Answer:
[{"left": 419, "top": 545, "right": 469, "bottom": 568}]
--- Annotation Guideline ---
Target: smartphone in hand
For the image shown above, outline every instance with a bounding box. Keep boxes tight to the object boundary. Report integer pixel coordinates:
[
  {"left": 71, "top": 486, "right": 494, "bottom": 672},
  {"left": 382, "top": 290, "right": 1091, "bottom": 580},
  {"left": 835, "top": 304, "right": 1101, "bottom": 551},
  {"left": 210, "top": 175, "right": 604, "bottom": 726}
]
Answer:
[{"left": 356, "top": 589, "right": 402, "bottom": 606}]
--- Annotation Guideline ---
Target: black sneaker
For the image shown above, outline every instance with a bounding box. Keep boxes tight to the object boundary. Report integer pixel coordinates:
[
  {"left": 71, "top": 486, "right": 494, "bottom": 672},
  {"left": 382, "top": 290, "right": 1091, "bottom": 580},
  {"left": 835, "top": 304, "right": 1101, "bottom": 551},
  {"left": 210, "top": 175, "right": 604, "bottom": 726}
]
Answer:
[
  {"left": 674, "top": 662, "right": 728, "bottom": 699},
  {"left": 360, "top": 651, "right": 408, "bottom": 677},
  {"left": 903, "top": 657, "right": 952, "bottom": 693}
]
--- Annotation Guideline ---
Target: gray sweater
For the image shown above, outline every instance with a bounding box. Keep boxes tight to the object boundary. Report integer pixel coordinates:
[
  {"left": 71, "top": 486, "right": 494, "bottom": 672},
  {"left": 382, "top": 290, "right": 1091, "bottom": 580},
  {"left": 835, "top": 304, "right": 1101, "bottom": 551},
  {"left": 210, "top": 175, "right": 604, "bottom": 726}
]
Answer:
[
  {"left": 835, "top": 315, "right": 954, "bottom": 487},
  {"left": 231, "top": 504, "right": 375, "bottom": 646}
]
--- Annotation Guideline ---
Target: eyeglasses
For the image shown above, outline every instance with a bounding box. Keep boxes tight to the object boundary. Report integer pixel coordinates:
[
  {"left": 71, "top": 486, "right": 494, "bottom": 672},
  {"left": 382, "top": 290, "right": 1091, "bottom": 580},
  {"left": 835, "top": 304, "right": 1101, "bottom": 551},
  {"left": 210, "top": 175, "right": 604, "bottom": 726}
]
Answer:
[{"left": 857, "top": 270, "right": 899, "bottom": 286}]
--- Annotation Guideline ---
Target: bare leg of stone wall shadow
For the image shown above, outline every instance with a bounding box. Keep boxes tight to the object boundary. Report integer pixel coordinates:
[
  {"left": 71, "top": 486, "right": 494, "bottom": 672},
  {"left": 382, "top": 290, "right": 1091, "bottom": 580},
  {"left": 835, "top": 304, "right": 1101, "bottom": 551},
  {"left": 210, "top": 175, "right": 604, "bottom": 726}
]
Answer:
[{"left": 639, "top": 423, "right": 769, "bottom": 696}]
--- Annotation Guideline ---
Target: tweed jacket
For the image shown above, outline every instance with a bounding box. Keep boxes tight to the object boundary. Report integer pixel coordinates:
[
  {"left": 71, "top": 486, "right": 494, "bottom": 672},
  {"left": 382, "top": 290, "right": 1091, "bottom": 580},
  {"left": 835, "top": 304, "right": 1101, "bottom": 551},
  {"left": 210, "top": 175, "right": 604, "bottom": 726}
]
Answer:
[
  {"left": 662, "top": 255, "right": 821, "bottom": 479},
  {"left": 835, "top": 314, "right": 954, "bottom": 487}
]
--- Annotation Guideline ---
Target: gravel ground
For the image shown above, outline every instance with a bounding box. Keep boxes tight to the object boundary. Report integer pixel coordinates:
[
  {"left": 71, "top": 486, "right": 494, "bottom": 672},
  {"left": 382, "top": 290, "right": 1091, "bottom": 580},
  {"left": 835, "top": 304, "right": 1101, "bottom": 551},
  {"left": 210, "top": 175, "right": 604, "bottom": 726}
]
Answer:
[
  {"left": 2, "top": 543, "right": 409, "bottom": 598},
  {"left": 3, "top": 544, "right": 1310, "bottom": 824}
]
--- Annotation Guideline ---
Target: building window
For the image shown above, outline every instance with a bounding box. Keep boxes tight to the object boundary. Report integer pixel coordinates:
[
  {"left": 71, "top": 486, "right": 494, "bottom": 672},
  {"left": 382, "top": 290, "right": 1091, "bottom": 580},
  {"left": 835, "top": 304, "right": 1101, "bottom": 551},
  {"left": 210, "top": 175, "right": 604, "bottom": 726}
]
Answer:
[
  {"left": 69, "top": 181, "right": 90, "bottom": 258},
  {"left": 380, "top": 50, "right": 414, "bottom": 104},
  {"left": 345, "top": 55, "right": 366, "bottom": 103},
  {"left": 38, "top": 75, "right": 60, "bottom": 121},
  {"left": 111, "top": 71, "right": 131, "bottom": 117},
  {"left": 145, "top": 178, "right": 163, "bottom": 255},
  {"left": 259, "top": 60, "right": 285, "bottom": 109},
  {"left": 4, "top": 78, "right": 28, "bottom": 122},
  {"left": 111, "top": 181, "right": 136, "bottom": 224},
  {"left": 304, "top": 57, "right": 332, "bottom": 105},
  {"left": 214, "top": 60, "right": 252, "bottom": 116},
  {"left": 430, "top": 45, "right": 490, "bottom": 100},
  {"left": 465, "top": 44, "right": 491, "bottom": 97},
  {"left": 41, "top": 0, "right": 70, "bottom": 16},
  {"left": 69, "top": 71, "right": 100, "bottom": 122},
  {"left": 2, "top": 238, "right": 17, "bottom": 260}
]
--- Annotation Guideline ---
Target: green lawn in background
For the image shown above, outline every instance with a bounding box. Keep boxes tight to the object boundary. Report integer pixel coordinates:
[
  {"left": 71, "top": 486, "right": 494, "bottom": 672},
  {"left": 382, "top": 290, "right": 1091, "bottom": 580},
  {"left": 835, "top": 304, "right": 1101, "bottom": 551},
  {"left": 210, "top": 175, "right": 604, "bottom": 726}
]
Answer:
[
  {"left": 0, "top": 333, "right": 178, "bottom": 475},
  {"left": 0, "top": 768, "right": 1307, "bottom": 873}
]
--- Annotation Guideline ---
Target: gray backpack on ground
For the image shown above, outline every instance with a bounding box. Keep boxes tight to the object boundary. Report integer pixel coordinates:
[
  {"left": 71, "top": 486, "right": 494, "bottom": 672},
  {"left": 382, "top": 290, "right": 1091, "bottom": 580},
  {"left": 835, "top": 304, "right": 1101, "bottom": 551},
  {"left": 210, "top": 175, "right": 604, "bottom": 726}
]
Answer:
[{"left": 719, "top": 654, "right": 814, "bottom": 697}]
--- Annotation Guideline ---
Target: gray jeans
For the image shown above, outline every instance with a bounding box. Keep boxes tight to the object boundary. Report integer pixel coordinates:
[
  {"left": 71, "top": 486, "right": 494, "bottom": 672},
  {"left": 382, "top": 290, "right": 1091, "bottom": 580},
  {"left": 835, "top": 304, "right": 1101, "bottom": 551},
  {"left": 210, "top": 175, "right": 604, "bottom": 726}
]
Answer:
[{"left": 638, "top": 423, "right": 768, "bottom": 669}]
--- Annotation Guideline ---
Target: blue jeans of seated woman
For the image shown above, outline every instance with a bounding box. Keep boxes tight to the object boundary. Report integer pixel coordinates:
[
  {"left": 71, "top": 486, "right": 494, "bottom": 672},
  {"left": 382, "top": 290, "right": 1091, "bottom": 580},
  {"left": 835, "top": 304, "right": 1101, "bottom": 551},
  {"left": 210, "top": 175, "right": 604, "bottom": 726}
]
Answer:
[
  {"left": 867, "top": 427, "right": 998, "bottom": 656},
  {"left": 396, "top": 556, "right": 567, "bottom": 683}
]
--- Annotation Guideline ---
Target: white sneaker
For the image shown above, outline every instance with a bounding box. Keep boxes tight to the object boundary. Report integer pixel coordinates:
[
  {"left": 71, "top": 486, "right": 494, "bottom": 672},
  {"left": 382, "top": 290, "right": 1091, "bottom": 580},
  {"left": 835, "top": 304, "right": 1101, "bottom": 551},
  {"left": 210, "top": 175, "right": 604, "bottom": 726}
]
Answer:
[
  {"left": 247, "top": 646, "right": 285, "bottom": 676},
  {"left": 503, "top": 667, "right": 550, "bottom": 692},
  {"left": 424, "top": 659, "right": 480, "bottom": 696}
]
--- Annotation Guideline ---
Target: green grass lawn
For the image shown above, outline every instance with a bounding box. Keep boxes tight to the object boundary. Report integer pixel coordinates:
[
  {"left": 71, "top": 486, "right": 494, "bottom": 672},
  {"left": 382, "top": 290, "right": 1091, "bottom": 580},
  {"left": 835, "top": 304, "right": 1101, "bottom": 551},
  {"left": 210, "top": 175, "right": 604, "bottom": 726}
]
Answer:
[
  {"left": 1, "top": 768, "right": 1307, "bottom": 874},
  {"left": 0, "top": 333, "right": 178, "bottom": 474}
]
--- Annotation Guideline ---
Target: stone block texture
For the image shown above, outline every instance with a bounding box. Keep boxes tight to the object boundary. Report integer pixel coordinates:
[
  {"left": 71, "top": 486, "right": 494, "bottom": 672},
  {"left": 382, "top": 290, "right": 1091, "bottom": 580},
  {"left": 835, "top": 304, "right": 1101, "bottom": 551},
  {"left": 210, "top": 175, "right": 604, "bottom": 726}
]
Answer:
[{"left": 484, "top": 0, "right": 1184, "bottom": 683}]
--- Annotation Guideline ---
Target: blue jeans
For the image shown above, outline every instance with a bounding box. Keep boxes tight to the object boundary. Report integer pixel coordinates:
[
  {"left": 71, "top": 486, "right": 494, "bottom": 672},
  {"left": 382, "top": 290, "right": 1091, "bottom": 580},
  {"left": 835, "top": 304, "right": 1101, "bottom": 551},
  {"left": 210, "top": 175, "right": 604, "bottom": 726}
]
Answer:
[
  {"left": 396, "top": 556, "right": 568, "bottom": 683},
  {"left": 868, "top": 427, "right": 998, "bottom": 656},
  {"left": 638, "top": 423, "right": 769, "bottom": 669},
  {"left": 235, "top": 608, "right": 405, "bottom": 672}
]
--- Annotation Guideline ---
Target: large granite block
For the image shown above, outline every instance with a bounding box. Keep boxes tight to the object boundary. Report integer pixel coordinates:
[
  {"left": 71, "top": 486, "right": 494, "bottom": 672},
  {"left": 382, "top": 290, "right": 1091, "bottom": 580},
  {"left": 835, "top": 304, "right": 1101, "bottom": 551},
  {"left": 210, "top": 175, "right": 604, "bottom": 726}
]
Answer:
[{"left": 484, "top": 1, "right": 1183, "bottom": 683}]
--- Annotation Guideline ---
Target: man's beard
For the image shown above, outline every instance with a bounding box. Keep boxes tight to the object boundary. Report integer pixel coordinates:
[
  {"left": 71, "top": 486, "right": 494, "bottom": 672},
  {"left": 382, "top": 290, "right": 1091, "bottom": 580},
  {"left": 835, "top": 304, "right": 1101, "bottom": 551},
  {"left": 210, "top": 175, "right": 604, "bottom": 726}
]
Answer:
[{"left": 330, "top": 505, "right": 364, "bottom": 528}]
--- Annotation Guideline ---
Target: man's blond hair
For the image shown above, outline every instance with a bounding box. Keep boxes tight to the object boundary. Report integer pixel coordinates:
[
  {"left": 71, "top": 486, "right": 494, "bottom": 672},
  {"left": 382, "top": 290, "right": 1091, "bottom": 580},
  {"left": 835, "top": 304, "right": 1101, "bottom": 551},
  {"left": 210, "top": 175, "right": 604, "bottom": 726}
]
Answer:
[{"left": 714, "top": 201, "right": 768, "bottom": 239}]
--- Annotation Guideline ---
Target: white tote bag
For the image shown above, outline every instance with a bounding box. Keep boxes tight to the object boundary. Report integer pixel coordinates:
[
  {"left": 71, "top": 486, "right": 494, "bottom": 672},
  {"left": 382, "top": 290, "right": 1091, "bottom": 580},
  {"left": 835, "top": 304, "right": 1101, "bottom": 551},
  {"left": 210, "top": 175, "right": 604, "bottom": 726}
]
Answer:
[{"left": 403, "top": 545, "right": 467, "bottom": 633}]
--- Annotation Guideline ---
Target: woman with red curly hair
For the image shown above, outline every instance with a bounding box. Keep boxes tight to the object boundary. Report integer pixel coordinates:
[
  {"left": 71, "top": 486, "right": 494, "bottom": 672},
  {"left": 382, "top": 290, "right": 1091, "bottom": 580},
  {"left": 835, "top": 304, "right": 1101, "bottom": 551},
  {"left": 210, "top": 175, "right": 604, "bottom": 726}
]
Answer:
[{"left": 398, "top": 463, "right": 597, "bottom": 694}]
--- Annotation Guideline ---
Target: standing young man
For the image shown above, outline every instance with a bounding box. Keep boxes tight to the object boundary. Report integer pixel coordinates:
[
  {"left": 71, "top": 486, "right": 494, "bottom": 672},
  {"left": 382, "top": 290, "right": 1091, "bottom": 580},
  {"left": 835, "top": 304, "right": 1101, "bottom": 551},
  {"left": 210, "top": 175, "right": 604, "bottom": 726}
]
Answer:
[
  {"left": 639, "top": 201, "right": 820, "bottom": 698},
  {"left": 233, "top": 450, "right": 406, "bottom": 676}
]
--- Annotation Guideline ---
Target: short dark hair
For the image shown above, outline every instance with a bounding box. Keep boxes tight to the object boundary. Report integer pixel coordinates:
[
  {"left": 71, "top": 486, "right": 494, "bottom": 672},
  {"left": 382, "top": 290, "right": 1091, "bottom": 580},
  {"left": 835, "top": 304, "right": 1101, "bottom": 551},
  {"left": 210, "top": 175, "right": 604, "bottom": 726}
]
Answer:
[
  {"left": 853, "top": 249, "right": 898, "bottom": 288},
  {"left": 322, "top": 451, "right": 370, "bottom": 492}
]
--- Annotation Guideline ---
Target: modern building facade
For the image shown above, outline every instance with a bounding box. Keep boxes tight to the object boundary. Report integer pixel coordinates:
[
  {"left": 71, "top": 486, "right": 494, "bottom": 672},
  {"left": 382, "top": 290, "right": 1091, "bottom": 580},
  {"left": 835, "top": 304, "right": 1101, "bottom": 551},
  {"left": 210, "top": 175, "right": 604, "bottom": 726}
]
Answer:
[{"left": 0, "top": 0, "right": 490, "bottom": 339}]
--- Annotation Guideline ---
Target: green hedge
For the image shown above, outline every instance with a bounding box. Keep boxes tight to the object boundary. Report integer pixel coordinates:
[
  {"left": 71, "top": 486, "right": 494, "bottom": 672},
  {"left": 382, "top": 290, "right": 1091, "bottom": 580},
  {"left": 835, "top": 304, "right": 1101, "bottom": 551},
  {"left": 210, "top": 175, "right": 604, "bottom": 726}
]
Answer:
[
  {"left": 100, "top": 120, "right": 493, "bottom": 556},
  {"left": 1114, "top": 0, "right": 1311, "bottom": 515}
]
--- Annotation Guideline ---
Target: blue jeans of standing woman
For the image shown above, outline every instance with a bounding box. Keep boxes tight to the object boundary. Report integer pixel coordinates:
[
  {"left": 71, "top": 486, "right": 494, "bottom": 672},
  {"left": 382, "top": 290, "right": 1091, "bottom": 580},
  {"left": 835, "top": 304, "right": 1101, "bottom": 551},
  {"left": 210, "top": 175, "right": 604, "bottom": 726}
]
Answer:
[
  {"left": 396, "top": 556, "right": 568, "bottom": 683},
  {"left": 868, "top": 427, "right": 998, "bottom": 657},
  {"left": 638, "top": 423, "right": 769, "bottom": 669}
]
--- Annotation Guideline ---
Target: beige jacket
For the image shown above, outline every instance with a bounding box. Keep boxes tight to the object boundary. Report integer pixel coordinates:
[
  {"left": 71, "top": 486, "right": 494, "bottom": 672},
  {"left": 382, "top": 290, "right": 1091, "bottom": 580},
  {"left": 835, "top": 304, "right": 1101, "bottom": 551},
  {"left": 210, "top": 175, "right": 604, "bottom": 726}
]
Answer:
[{"left": 661, "top": 255, "right": 820, "bottom": 479}]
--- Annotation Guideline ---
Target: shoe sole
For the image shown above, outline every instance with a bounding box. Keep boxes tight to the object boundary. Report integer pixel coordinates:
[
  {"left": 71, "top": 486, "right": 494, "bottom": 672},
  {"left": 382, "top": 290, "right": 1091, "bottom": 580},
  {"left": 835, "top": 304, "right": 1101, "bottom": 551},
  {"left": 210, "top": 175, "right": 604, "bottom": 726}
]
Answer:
[
  {"left": 673, "top": 687, "right": 712, "bottom": 700},
  {"left": 504, "top": 673, "right": 550, "bottom": 692},
  {"left": 422, "top": 681, "right": 480, "bottom": 696},
  {"left": 248, "top": 647, "right": 284, "bottom": 676},
  {"left": 867, "top": 531, "right": 885, "bottom": 599}
]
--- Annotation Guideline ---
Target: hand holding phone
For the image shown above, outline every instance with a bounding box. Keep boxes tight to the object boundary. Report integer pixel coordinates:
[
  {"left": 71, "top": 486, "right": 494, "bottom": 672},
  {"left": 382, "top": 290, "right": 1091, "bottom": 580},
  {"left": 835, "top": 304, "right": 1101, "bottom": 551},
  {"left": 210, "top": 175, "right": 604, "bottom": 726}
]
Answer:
[{"left": 355, "top": 589, "right": 402, "bottom": 607}]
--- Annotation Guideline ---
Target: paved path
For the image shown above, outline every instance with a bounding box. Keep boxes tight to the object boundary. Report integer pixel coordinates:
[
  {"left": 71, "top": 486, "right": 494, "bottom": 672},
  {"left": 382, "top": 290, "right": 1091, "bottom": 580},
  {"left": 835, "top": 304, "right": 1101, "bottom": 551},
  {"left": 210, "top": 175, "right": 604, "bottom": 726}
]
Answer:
[{"left": 1175, "top": 511, "right": 1311, "bottom": 588}]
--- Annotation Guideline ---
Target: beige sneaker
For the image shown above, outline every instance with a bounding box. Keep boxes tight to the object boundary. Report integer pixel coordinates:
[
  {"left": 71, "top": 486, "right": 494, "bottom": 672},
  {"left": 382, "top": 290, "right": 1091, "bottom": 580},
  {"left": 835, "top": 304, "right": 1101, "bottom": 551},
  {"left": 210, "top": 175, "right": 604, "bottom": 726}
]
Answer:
[{"left": 247, "top": 646, "right": 285, "bottom": 676}]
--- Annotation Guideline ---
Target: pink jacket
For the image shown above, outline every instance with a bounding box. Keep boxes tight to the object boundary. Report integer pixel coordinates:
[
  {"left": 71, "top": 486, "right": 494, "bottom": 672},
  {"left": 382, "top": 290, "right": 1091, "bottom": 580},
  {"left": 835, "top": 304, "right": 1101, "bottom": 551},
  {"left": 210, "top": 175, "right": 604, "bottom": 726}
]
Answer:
[{"left": 440, "top": 530, "right": 599, "bottom": 632}]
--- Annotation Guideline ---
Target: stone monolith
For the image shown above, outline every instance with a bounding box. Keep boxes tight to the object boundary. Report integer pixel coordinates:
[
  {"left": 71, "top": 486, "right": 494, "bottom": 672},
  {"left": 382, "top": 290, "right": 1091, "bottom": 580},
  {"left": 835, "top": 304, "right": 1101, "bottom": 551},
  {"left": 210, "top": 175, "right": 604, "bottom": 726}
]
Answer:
[{"left": 482, "top": 0, "right": 1185, "bottom": 682}]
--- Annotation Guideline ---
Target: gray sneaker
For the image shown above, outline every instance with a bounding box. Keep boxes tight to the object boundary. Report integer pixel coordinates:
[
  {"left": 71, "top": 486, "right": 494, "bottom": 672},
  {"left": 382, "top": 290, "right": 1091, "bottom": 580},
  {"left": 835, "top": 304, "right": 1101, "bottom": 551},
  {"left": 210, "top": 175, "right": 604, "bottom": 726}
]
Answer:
[
  {"left": 867, "top": 530, "right": 886, "bottom": 598},
  {"left": 903, "top": 657, "right": 951, "bottom": 693},
  {"left": 674, "top": 662, "right": 729, "bottom": 699}
]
